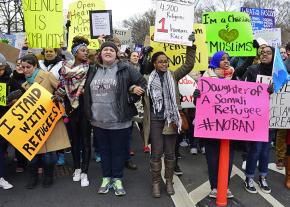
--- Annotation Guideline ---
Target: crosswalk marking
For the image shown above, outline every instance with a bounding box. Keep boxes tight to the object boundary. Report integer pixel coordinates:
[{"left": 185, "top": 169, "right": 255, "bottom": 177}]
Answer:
[{"left": 170, "top": 163, "right": 286, "bottom": 207}]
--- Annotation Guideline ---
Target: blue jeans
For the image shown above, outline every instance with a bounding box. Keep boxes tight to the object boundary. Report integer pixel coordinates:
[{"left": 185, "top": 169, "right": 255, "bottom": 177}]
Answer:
[
  {"left": 245, "top": 130, "right": 275, "bottom": 177},
  {"left": 30, "top": 152, "right": 57, "bottom": 166},
  {"left": 94, "top": 127, "right": 130, "bottom": 178},
  {"left": 204, "top": 139, "right": 234, "bottom": 189},
  {"left": 0, "top": 141, "right": 4, "bottom": 177}
]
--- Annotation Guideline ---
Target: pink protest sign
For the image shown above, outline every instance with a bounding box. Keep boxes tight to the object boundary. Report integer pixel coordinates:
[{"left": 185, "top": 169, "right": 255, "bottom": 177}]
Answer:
[{"left": 194, "top": 77, "right": 269, "bottom": 142}]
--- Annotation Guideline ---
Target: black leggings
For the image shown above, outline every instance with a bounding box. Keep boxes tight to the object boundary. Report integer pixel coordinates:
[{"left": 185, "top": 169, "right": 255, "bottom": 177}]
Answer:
[
  {"left": 67, "top": 104, "right": 91, "bottom": 173},
  {"left": 287, "top": 145, "right": 290, "bottom": 156}
]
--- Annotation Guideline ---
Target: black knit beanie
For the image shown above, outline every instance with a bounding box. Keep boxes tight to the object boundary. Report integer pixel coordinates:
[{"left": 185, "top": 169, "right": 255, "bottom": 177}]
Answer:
[{"left": 100, "top": 41, "right": 118, "bottom": 53}]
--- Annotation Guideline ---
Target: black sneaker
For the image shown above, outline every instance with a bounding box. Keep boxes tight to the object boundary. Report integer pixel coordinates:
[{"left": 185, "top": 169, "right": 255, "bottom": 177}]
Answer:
[
  {"left": 258, "top": 176, "right": 271, "bottom": 194},
  {"left": 174, "top": 164, "right": 183, "bottom": 176},
  {"left": 125, "top": 160, "right": 137, "bottom": 170},
  {"left": 244, "top": 177, "right": 257, "bottom": 194}
]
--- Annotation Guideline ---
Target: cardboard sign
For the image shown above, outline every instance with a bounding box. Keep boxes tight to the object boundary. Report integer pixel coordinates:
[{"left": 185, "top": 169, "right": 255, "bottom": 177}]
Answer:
[
  {"left": 150, "top": 24, "right": 208, "bottom": 71},
  {"left": 154, "top": 0, "right": 194, "bottom": 46},
  {"left": 22, "top": 0, "right": 64, "bottom": 48},
  {"left": 113, "top": 29, "right": 133, "bottom": 48},
  {"left": 178, "top": 75, "right": 197, "bottom": 108},
  {"left": 254, "top": 28, "right": 281, "bottom": 47},
  {"left": 68, "top": 0, "right": 105, "bottom": 50},
  {"left": 0, "top": 83, "right": 6, "bottom": 106},
  {"left": 194, "top": 77, "right": 269, "bottom": 141},
  {"left": 89, "top": 10, "right": 113, "bottom": 38},
  {"left": 0, "top": 83, "right": 65, "bottom": 161},
  {"left": 240, "top": 7, "right": 275, "bottom": 31},
  {"left": 202, "top": 12, "right": 256, "bottom": 57},
  {"left": 256, "top": 75, "right": 290, "bottom": 129},
  {"left": 0, "top": 42, "right": 20, "bottom": 64}
]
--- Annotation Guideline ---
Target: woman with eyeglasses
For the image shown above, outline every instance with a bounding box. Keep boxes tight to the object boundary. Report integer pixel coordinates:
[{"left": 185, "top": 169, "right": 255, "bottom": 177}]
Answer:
[
  {"left": 241, "top": 46, "right": 275, "bottom": 194},
  {"left": 142, "top": 34, "right": 196, "bottom": 198}
]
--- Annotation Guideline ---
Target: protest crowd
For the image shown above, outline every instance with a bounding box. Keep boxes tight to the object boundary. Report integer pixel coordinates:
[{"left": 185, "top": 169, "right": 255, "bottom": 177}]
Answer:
[{"left": 0, "top": 0, "right": 290, "bottom": 206}]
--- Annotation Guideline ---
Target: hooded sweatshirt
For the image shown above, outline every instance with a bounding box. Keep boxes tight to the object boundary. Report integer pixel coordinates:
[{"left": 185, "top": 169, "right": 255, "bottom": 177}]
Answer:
[{"left": 90, "top": 61, "right": 131, "bottom": 129}]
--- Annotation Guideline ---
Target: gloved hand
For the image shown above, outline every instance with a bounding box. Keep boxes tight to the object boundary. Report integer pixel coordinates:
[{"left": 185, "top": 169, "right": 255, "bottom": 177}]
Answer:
[
  {"left": 193, "top": 89, "right": 201, "bottom": 98},
  {"left": 267, "top": 84, "right": 274, "bottom": 94},
  {"left": 253, "top": 39, "right": 259, "bottom": 49},
  {"left": 142, "top": 46, "right": 153, "bottom": 55},
  {"left": 188, "top": 31, "right": 196, "bottom": 43}
]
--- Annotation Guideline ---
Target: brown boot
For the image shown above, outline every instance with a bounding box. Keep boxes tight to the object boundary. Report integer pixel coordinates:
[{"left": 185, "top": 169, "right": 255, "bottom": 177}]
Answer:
[
  {"left": 164, "top": 159, "right": 175, "bottom": 195},
  {"left": 285, "top": 156, "right": 290, "bottom": 189},
  {"left": 150, "top": 159, "right": 162, "bottom": 198}
]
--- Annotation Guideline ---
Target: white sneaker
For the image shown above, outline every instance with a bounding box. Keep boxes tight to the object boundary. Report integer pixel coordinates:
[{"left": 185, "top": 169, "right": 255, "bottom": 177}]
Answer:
[
  {"left": 201, "top": 147, "right": 205, "bottom": 154},
  {"left": 72, "top": 169, "right": 81, "bottom": 182},
  {"left": 180, "top": 140, "right": 189, "bottom": 147},
  {"left": 190, "top": 148, "right": 198, "bottom": 155},
  {"left": 0, "top": 177, "right": 13, "bottom": 190},
  {"left": 80, "top": 173, "right": 89, "bottom": 187},
  {"left": 242, "top": 161, "right": 246, "bottom": 170}
]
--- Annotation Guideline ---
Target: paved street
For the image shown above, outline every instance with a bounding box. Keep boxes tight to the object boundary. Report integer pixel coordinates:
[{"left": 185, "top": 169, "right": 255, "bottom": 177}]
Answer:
[{"left": 1, "top": 126, "right": 289, "bottom": 207}]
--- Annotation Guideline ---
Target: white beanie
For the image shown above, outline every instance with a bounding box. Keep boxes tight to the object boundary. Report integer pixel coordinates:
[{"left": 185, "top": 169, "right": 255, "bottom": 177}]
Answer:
[{"left": 0, "top": 53, "right": 7, "bottom": 66}]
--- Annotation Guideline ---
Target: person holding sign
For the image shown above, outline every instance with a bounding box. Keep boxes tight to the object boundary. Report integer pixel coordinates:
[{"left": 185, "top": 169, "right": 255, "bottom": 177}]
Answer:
[
  {"left": 142, "top": 34, "right": 196, "bottom": 198},
  {"left": 241, "top": 46, "right": 275, "bottom": 194},
  {"left": 194, "top": 51, "right": 235, "bottom": 199},
  {"left": 84, "top": 41, "right": 146, "bottom": 196},
  {"left": 57, "top": 36, "right": 92, "bottom": 187},
  {"left": 21, "top": 55, "right": 70, "bottom": 189},
  {"left": 0, "top": 53, "right": 22, "bottom": 190}
]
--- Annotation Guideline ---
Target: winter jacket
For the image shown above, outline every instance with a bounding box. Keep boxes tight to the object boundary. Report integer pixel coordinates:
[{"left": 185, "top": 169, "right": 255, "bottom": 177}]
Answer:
[
  {"left": 142, "top": 45, "right": 196, "bottom": 146},
  {"left": 84, "top": 60, "right": 147, "bottom": 123},
  {"left": 241, "top": 63, "right": 273, "bottom": 82}
]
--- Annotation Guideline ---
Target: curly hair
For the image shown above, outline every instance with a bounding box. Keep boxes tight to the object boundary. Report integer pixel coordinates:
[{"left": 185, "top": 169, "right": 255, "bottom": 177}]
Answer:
[{"left": 71, "top": 36, "right": 90, "bottom": 51}]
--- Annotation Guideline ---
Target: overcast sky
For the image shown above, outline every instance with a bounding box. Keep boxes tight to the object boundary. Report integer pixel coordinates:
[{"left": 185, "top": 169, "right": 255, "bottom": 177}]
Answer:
[{"left": 64, "top": 0, "right": 154, "bottom": 27}]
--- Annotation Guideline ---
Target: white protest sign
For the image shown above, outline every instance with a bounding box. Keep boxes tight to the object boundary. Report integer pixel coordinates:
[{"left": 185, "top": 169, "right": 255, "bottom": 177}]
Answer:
[
  {"left": 154, "top": 0, "right": 194, "bottom": 46},
  {"left": 89, "top": 10, "right": 112, "bottom": 38},
  {"left": 113, "top": 29, "right": 133, "bottom": 47},
  {"left": 178, "top": 75, "right": 197, "bottom": 108},
  {"left": 256, "top": 75, "right": 290, "bottom": 129},
  {"left": 254, "top": 28, "right": 281, "bottom": 47}
]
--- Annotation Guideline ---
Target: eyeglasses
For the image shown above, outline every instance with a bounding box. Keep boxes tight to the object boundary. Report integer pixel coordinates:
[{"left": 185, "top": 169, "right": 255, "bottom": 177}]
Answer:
[{"left": 261, "top": 51, "right": 272, "bottom": 55}]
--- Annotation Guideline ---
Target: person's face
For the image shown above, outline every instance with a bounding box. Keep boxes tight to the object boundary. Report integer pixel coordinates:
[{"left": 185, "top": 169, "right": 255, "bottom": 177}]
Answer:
[
  {"left": 44, "top": 48, "right": 57, "bottom": 61},
  {"left": 260, "top": 47, "right": 273, "bottom": 64},
  {"left": 154, "top": 54, "right": 169, "bottom": 72},
  {"left": 21, "top": 61, "right": 37, "bottom": 77},
  {"left": 15, "top": 59, "right": 23, "bottom": 74},
  {"left": 76, "top": 46, "right": 88, "bottom": 62},
  {"left": 280, "top": 48, "right": 288, "bottom": 60},
  {"left": 101, "top": 47, "right": 117, "bottom": 65},
  {"left": 0, "top": 65, "right": 5, "bottom": 77},
  {"left": 130, "top": 52, "right": 139, "bottom": 65},
  {"left": 219, "top": 54, "right": 230, "bottom": 69}
]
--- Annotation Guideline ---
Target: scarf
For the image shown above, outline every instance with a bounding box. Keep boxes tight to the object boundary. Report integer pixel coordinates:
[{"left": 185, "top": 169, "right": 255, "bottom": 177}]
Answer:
[
  {"left": 60, "top": 61, "right": 89, "bottom": 108},
  {"left": 148, "top": 70, "right": 181, "bottom": 132},
  {"left": 26, "top": 69, "right": 40, "bottom": 84}
]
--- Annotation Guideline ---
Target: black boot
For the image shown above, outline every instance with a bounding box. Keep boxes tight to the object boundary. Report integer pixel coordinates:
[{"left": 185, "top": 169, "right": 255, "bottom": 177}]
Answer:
[
  {"left": 26, "top": 164, "right": 38, "bottom": 189},
  {"left": 42, "top": 164, "right": 54, "bottom": 188}
]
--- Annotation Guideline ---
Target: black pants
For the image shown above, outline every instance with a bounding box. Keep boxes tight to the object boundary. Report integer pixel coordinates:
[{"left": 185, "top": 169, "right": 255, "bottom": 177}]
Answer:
[
  {"left": 67, "top": 104, "right": 91, "bottom": 173},
  {"left": 287, "top": 145, "right": 290, "bottom": 155},
  {"left": 150, "top": 120, "right": 176, "bottom": 161},
  {"left": 204, "top": 139, "right": 234, "bottom": 189}
]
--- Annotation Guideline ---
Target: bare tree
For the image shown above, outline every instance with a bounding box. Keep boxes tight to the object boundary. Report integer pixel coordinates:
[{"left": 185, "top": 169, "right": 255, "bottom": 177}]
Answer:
[
  {"left": 123, "top": 9, "right": 156, "bottom": 45},
  {"left": 0, "top": 0, "right": 24, "bottom": 34}
]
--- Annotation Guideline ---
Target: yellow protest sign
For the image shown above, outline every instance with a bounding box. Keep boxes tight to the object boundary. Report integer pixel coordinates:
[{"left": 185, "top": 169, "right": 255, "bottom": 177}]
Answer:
[
  {"left": 150, "top": 24, "right": 208, "bottom": 71},
  {"left": 68, "top": 0, "right": 105, "bottom": 50},
  {"left": 22, "top": 0, "right": 64, "bottom": 48},
  {"left": 0, "top": 83, "right": 65, "bottom": 161},
  {"left": 0, "top": 83, "right": 6, "bottom": 106}
]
